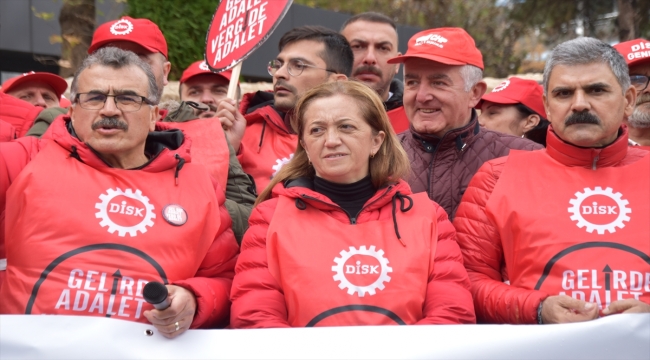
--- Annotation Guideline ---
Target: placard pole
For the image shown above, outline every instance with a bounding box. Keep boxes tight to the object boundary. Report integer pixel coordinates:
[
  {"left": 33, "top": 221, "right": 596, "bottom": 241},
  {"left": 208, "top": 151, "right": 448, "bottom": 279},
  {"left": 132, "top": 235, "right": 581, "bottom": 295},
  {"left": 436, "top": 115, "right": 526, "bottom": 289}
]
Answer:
[{"left": 227, "top": 62, "right": 243, "bottom": 100}]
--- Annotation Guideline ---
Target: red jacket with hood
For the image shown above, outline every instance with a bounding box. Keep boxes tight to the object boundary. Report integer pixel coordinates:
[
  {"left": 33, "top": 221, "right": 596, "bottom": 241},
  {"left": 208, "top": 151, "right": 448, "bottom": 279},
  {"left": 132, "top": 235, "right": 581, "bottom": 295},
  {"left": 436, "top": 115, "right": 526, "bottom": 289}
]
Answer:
[
  {"left": 0, "top": 116, "right": 238, "bottom": 327},
  {"left": 453, "top": 126, "right": 650, "bottom": 324},
  {"left": 237, "top": 92, "right": 297, "bottom": 193},
  {"left": 0, "top": 93, "right": 42, "bottom": 140},
  {"left": 231, "top": 179, "right": 475, "bottom": 328}
]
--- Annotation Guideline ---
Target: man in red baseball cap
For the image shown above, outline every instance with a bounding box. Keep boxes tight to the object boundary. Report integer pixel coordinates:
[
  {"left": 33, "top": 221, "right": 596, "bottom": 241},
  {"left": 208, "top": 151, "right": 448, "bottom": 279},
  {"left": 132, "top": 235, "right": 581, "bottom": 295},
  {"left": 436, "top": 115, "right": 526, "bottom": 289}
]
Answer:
[
  {"left": 88, "top": 18, "right": 255, "bottom": 243},
  {"left": 614, "top": 38, "right": 650, "bottom": 147},
  {"left": 89, "top": 16, "right": 170, "bottom": 99},
  {"left": 388, "top": 28, "right": 541, "bottom": 220},
  {"left": 1, "top": 71, "right": 68, "bottom": 109},
  {"left": 179, "top": 61, "right": 235, "bottom": 119},
  {"left": 477, "top": 77, "right": 549, "bottom": 145}
]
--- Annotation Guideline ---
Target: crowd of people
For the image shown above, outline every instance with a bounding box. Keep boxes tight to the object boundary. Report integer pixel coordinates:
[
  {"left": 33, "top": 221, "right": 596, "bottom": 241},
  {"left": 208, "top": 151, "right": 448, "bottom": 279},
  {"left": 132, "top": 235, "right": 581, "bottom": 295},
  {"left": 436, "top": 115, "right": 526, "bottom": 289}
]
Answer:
[{"left": 0, "top": 10, "right": 648, "bottom": 339}]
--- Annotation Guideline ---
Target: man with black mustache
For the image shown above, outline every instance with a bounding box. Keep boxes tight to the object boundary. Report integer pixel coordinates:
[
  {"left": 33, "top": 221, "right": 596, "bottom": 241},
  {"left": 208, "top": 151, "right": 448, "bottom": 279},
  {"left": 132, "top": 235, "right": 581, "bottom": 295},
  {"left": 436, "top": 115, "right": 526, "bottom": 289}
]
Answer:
[
  {"left": 340, "top": 12, "right": 407, "bottom": 133},
  {"left": 0, "top": 48, "right": 239, "bottom": 337},
  {"left": 614, "top": 39, "right": 650, "bottom": 148},
  {"left": 453, "top": 37, "right": 650, "bottom": 325},
  {"left": 221, "top": 26, "right": 351, "bottom": 192}
]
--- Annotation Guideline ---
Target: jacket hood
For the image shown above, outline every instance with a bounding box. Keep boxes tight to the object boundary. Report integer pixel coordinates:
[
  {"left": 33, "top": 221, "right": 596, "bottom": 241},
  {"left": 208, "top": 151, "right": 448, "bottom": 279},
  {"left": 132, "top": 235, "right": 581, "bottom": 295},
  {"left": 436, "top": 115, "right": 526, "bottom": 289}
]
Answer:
[
  {"left": 384, "top": 78, "right": 404, "bottom": 111},
  {"left": 271, "top": 177, "right": 413, "bottom": 212},
  {"left": 545, "top": 124, "right": 630, "bottom": 169},
  {"left": 240, "top": 90, "right": 275, "bottom": 115},
  {"left": 240, "top": 90, "right": 295, "bottom": 139},
  {"left": 50, "top": 115, "right": 192, "bottom": 173}
]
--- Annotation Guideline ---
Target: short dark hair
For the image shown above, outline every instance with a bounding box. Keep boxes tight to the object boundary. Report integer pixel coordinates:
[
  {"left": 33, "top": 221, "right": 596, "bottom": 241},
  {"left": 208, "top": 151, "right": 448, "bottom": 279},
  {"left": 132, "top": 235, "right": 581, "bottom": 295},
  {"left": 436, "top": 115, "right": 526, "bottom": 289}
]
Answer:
[
  {"left": 278, "top": 26, "right": 353, "bottom": 77},
  {"left": 340, "top": 12, "right": 396, "bottom": 32}
]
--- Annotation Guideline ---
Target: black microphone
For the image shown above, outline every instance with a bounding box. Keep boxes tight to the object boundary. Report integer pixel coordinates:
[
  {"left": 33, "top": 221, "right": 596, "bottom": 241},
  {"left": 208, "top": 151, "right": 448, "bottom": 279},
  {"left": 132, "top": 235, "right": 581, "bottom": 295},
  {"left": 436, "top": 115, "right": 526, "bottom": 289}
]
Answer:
[{"left": 143, "top": 281, "right": 171, "bottom": 310}]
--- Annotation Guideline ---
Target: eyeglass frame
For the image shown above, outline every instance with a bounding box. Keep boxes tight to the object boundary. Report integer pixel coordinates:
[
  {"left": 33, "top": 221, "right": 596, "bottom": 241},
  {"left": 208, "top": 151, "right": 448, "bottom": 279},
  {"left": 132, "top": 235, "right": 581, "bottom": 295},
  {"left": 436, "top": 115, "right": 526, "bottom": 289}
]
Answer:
[
  {"left": 630, "top": 74, "right": 649, "bottom": 92},
  {"left": 73, "top": 92, "right": 154, "bottom": 112},
  {"left": 267, "top": 59, "right": 338, "bottom": 77}
]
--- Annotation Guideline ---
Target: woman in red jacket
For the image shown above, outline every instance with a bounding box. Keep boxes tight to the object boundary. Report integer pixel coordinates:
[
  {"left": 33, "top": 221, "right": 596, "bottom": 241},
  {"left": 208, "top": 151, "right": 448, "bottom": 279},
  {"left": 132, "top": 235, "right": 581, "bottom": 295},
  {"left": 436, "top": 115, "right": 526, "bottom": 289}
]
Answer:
[{"left": 230, "top": 81, "right": 475, "bottom": 328}]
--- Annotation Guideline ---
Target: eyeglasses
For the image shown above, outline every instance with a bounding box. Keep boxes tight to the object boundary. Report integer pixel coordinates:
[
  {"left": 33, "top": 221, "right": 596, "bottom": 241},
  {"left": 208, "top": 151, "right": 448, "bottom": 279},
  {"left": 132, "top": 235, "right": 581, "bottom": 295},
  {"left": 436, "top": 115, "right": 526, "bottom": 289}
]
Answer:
[
  {"left": 267, "top": 59, "right": 337, "bottom": 77},
  {"left": 630, "top": 75, "right": 649, "bottom": 92},
  {"left": 75, "top": 93, "right": 153, "bottom": 112}
]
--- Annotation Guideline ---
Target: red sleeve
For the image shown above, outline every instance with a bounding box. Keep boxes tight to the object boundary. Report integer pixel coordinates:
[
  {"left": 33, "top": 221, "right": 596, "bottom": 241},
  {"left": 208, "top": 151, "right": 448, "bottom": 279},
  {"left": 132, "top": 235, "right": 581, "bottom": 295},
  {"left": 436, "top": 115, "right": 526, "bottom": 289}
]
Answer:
[
  {"left": 230, "top": 198, "right": 291, "bottom": 329},
  {"left": 453, "top": 158, "right": 547, "bottom": 324},
  {"left": 417, "top": 202, "right": 476, "bottom": 324},
  {"left": 173, "top": 177, "right": 239, "bottom": 329}
]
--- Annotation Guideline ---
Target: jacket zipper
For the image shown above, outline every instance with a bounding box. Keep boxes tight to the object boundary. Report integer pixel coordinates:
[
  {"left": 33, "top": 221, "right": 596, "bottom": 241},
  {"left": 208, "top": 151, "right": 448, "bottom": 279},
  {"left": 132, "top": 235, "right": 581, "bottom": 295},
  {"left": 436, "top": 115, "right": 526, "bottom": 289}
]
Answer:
[{"left": 301, "top": 186, "right": 393, "bottom": 225}]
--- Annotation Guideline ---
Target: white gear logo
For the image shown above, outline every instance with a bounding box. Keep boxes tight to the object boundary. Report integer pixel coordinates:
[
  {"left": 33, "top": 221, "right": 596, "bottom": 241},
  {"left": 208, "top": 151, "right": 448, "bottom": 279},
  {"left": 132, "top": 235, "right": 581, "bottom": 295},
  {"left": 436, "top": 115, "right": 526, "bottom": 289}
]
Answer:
[
  {"left": 95, "top": 188, "right": 156, "bottom": 237},
  {"left": 271, "top": 153, "right": 294, "bottom": 178},
  {"left": 492, "top": 80, "right": 510, "bottom": 92},
  {"left": 568, "top": 187, "right": 631, "bottom": 234},
  {"left": 332, "top": 245, "right": 392, "bottom": 297},
  {"left": 110, "top": 19, "right": 134, "bottom": 36},
  {"left": 199, "top": 62, "right": 210, "bottom": 71}
]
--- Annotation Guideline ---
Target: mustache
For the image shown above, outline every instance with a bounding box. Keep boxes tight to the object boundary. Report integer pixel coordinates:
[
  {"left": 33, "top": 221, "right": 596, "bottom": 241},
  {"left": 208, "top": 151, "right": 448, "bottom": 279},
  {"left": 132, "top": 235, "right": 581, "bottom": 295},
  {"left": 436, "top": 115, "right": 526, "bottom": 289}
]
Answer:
[
  {"left": 274, "top": 80, "right": 297, "bottom": 94},
  {"left": 353, "top": 65, "right": 383, "bottom": 78},
  {"left": 565, "top": 111, "right": 601, "bottom": 126},
  {"left": 91, "top": 117, "right": 128, "bottom": 131},
  {"left": 636, "top": 93, "right": 650, "bottom": 106}
]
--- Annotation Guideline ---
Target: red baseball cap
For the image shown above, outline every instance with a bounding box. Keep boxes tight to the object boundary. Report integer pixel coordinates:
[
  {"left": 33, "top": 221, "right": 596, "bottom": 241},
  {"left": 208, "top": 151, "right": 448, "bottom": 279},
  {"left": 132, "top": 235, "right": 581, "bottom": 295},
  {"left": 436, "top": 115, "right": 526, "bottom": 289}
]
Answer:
[
  {"left": 477, "top": 77, "right": 546, "bottom": 119},
  {"left": 180, "top": 61, "right": 233, "bottom": 84},
  {"left": 1, "top": 71, "right": 68, "bottom": 98},
  {"left": 613, "top": 38, "right": 650, "bottom": 67},
  {"left": 88, "top": 16, "right": 168, "bottom": 58},
  {"left": 388, "top": 27, "right": 483, "bottom": 70}
]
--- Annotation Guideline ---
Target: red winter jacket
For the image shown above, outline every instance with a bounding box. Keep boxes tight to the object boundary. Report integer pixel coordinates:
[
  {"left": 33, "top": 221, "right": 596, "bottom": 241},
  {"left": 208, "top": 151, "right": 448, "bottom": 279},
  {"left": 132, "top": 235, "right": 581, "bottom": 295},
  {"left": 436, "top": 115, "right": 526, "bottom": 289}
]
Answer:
[
  {"left": 453, "top": 126, "right": 649, "bottom": 324},
  {"left": 0, "top": 93, "right": 42, "bottom": 140},
  {"left": 237, "top": 92, "right": 298, "bottom": 193},
  {"left": 0, "top": 117, "right": 239, "bottom": 327},
  {"left": 231, "top": 179, "right": 475, "bottom": 328}
]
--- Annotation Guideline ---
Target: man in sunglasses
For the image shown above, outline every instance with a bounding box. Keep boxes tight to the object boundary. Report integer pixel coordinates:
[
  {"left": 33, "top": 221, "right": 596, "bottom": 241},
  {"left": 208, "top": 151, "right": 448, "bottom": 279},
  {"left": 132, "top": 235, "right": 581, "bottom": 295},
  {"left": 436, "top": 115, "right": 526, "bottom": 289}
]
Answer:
[
  {"left": 0, "top": 48, "right": 239, "bottom": 337},
  {"left": 219, "top": 26, "right": 351, "bottom": 192},
  {"left": 614, "top": 38, "right": 650, "bottom": 148}
]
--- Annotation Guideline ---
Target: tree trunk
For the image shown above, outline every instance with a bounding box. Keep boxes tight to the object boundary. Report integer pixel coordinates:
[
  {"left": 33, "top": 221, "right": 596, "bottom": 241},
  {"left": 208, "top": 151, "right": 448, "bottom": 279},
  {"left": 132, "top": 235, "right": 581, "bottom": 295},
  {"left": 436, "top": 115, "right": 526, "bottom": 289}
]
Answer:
[
  {"left": 617, "top": 0, "right": 636, "bottom": 41},
  {"left": 59, "top": 0, "right": 95, "bottom": 78}
]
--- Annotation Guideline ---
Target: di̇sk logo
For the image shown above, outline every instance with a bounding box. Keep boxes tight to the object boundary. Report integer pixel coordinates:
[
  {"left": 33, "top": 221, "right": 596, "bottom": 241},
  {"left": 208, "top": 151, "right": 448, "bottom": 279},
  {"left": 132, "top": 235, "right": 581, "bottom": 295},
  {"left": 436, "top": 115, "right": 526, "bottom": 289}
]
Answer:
[
  {"left": 271, "top": 153, "right": 294, "bottom": 178},
  {"left": 199, "top": 62, "right": 210, "bottom": 71},
  {"left": 568, "top": 187, "right": 631, "bottom": 234},
  {"left": 332, "top": 246, "right": 392, "bottom": 297},
  {"left": 492, "top": 80, "right": 510, "bottom": 92},
  {"left": 95, "top": 188, "right": 156, "bottom": 237},
  {"left": 110, "top": 19, "right": 134, "bottom": 36}
]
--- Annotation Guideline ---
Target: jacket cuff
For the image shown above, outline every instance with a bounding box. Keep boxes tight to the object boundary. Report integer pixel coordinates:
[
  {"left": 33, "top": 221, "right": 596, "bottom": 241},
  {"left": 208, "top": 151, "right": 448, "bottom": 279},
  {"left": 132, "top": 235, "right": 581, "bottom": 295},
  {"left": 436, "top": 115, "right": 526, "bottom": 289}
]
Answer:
[{"left": 172, "top": 277, "right": 229, "bottom": 329}]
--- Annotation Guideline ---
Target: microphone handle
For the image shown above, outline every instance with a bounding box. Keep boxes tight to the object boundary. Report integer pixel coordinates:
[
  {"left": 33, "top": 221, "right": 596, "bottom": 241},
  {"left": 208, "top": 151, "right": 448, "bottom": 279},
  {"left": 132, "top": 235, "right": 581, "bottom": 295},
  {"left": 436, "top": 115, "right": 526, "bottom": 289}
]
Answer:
[{"left": 152, "top": 298, "right": 171, "bottom": 310}]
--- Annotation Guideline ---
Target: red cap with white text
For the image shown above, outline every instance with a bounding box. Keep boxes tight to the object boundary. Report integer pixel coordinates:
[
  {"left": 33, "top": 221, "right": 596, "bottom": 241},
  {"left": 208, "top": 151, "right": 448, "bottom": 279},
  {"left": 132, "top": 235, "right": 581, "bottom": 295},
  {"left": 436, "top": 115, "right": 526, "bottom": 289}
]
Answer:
[
  {"left": 180, "top": 61, "right": 233, "bottom": 84},
  {"left": 387, "top": 27, "right": 484, "bottom": 70},
  {"left": 88, "top": 16, "right": 168, "bottom": 58},
  {"left": 477, "top": 77, "right": 546, "bottom": 119},
  {"left": 613, "top": 38, "right": 650, "bottom": 67},
  {"left": 1, "top": 71, "right": 68, "bottom": 98}
]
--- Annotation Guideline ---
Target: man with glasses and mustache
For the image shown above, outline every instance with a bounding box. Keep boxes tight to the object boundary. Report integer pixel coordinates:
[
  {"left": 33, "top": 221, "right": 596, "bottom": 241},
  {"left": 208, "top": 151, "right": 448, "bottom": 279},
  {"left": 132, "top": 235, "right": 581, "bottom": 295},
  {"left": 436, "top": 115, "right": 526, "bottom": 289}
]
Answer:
[
  {"left": 340, "top": 12, "right": 408, "bottom": 133},
  {"left": 219, "top": 26, "right": 351, "bottom": 192},
  {"left": 614, "top": 39, "right": 650, "bottom": 149},
  {"left": 453, "top": 37, "right": 650, "bottom": 325},
  {"left": 0, "top": 48, "right": 239, "bottom": 337}
]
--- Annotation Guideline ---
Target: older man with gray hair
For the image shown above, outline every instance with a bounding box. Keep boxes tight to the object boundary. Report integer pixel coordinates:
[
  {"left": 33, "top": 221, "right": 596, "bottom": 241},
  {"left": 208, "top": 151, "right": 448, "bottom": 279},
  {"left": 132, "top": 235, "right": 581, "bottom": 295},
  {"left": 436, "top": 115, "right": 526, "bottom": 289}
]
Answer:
[
  {"left": 0, "top": 47, "right": 239, "bottom": 337},
  {"left": 390, "top": 28, "right": 541, "bottom": 221},
  {"left": 454, "top": 37, "right": 650, "bottom": 325}
]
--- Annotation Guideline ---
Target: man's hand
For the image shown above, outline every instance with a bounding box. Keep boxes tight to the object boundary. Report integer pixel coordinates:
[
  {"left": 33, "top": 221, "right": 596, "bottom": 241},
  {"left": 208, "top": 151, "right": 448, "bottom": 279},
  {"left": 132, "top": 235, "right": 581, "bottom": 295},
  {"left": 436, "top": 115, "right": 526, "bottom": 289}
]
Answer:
[
  {"left": 602, "top": 299, "right": 650, "bottom": 315},
  {"left": 541, "top": 295, "right": 599, "bottom": 324},
  {"left": 216, "top": 98, "right": 246, "bottom": 152},
  {"left": 143, "top": 285, "right": 197, "bottom": 339}
]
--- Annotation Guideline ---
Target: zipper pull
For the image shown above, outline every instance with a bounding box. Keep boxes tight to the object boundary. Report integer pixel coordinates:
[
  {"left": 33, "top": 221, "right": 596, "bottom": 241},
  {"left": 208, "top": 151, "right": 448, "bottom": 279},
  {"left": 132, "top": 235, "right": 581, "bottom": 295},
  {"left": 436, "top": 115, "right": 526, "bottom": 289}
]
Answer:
[{"left": 592, "top": 155, "right": 599, "bottom": 170}]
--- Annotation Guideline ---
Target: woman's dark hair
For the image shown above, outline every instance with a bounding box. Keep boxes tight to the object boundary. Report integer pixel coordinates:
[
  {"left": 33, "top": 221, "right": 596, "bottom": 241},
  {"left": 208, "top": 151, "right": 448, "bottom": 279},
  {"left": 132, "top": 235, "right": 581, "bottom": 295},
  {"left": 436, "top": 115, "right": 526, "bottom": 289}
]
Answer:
[{"left": 515, "top": 103, "right": 548, "bottom": 147}]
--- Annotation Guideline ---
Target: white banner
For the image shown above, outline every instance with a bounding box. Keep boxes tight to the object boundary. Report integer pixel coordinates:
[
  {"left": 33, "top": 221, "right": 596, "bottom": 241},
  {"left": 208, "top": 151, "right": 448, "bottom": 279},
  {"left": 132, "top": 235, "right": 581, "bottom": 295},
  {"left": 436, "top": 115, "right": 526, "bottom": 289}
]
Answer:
[{"left": 1, "top": 314, "right": 649, "bottom": 359}]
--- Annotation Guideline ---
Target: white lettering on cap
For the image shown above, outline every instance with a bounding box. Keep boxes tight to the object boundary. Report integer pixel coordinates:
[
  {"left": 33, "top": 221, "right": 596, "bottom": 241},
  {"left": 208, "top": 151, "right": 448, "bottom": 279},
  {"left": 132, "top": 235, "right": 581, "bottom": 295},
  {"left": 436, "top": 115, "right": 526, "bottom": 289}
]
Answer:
[
  {"left": 414, "top": 34, "right": 448, "bottom": 48},
  {"left": 110, "top": 19, "right": 134, "bottom": 36},
  {"left": 199, "top": 62, "right": 210, "bottom": 71}
]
